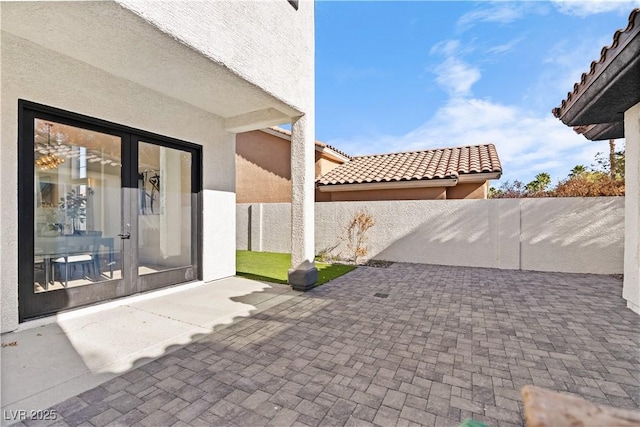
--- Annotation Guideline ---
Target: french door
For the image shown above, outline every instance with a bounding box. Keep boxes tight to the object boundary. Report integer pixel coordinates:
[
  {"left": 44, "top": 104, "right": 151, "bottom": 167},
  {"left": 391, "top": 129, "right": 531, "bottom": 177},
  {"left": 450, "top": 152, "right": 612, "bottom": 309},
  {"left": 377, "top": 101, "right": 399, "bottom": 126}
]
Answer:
[{"left": 18, "top": 101, "right": 201, "bottom": 321}]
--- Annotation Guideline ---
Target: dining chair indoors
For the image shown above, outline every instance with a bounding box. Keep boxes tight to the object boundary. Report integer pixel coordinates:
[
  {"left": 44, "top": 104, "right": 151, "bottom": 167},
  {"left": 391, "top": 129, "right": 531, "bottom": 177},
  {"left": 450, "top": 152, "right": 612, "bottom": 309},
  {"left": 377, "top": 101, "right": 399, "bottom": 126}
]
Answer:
[{"left": 51, "top": 232, "right": 101, "bottom": 287}]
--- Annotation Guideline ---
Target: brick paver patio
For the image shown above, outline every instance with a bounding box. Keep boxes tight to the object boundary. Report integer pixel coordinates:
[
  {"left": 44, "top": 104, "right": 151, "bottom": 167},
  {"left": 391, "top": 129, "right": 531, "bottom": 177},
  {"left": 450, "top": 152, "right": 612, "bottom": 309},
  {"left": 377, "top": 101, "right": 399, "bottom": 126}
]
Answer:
[{"left": 29, "top": 263, "right": 640, "bottom": 426}]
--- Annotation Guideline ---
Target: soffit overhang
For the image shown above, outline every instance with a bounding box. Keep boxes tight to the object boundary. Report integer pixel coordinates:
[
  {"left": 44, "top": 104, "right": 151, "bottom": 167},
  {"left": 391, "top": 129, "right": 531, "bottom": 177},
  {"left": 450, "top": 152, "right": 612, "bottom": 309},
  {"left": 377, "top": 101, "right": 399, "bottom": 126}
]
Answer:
[
  {"left": 573, "top": 122, "right": 626, "bottom": 141},
  {"left": 1, "top": 2, "right": 301, "bottom": 132}
]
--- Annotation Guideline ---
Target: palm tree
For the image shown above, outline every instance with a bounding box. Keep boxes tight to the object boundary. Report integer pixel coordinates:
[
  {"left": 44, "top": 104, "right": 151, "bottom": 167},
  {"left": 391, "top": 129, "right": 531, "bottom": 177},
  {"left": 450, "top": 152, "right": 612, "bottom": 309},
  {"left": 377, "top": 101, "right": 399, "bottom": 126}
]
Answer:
[
  {"left": 526, "top": 172, "right": 551, "bottom": 193},
  {"left": 609, "top": 139, "right": 616, "bottom": 179},
  {"left": 569, "top": 165, "right": 587, "bottom": 178}
]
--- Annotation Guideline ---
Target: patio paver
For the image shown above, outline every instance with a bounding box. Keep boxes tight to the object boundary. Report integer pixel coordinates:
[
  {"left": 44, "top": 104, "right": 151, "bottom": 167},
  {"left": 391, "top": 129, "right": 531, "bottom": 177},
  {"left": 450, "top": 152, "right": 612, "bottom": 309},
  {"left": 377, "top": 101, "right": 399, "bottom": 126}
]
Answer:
[{"left": 17, "top": 263, "right": 640, "bottom": 426}]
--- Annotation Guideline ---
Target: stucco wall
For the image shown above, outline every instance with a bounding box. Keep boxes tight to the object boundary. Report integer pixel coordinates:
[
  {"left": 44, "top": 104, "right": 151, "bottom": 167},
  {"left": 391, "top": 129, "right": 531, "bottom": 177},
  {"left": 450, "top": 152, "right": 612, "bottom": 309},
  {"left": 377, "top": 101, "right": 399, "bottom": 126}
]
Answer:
[
  {"left": 446, "top": 182, "right": 488, "bottom": 199},
  {"left": 235, "top": 134, "right": 349, "bottom": 204},
  {"left": 624, "top": 102, "right": 640, "bottom": 313},
  {"left": 236, "top": 131, "right": 292, "bottom": 203},
  {"left": 317, "top": 182, "right": 490, "bottom": 202},
  {"left": 518, "top": 198, "right": 624, "bottom": 273},
  {"left": 315, "top": 189, "right": 332, "bottom": 202},
  {"left": 237, "top": 197, "right": 624, "bottom": 275},
  {"left": 322, "top": 187, "right": 448, "bottom": 202},
  {"left": 117, "top": 0, "right": 314, "bottom": 114},
  {"left": 1, "top": 34, "right": 236, "bottom": 332},
  {"left": 236, "top": 203, "right": 292, "bottom": 253},
  {"left": 315, "top": 154, "right": 343, "bottom": 177}
]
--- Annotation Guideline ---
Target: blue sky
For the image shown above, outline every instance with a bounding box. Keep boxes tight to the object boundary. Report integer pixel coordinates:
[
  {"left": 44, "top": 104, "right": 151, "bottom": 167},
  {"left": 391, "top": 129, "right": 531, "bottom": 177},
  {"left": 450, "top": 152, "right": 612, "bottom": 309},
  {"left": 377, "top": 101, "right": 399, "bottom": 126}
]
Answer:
[{"left": 315, "top": 0, "right": 639, "bottom": 185}]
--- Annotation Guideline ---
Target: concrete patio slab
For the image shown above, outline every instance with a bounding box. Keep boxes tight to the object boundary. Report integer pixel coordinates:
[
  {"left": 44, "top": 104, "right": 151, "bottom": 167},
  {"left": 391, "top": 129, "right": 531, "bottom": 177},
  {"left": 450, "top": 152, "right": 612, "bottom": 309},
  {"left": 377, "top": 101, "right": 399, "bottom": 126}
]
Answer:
[
  {"left": 3, "top": 263, "right": 640, "bottom": 427},
  {"left": 0, "top": 277, "right": 298, "bottom": 425}
]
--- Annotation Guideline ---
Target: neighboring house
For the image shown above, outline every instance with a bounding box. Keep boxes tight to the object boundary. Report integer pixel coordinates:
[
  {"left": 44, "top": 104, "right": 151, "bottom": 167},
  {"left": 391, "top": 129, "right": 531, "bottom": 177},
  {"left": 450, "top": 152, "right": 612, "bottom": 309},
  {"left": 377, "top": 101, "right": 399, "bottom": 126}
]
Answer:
[
  {"left": 553, "top": 8, "right": 639, "bottom": 314},
  {"left": 1, "top": 0, "right": 316, "bottom": 331},
  {"left": 236, "top": 127, "right": 350, "bottom": 203},
  {"left": 316, "top": 145, "right": 502, "bottom": 201},
  {"left": 237, "top": 127, "right": 502, "bottom": 202}
]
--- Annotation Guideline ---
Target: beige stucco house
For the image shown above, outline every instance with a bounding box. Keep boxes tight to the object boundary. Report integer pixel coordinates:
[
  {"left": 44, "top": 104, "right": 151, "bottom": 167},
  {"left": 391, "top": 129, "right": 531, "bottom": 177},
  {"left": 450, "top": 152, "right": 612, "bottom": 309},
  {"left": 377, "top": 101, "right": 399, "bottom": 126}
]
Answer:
[
  {"left": 1, "top": 0, "right": 318, "bottom": 331},
  {"left": 553, "top": 7, "right": 640, "bottom": 314},
  {"left": 237, "top": 127, "right": 502, "bottom": 202},
  {"left": 316, "top": 144, "right": 502, "bottom": 201},
  {"left": 236, "top": 127, "right": 350, "bottom": 203}
]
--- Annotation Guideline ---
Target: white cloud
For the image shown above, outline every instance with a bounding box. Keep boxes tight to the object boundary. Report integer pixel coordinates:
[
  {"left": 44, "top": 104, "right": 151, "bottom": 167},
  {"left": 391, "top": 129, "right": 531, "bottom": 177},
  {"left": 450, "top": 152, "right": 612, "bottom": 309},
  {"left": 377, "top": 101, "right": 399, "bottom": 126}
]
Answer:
[
  {"left": 486, "top": 37, "right": 524, "bottom": 55},
  {"left": 433, "top": 57, "right": 481, "bottom": 97},
  {"left": 429, "top": 39, "right": 480, "bottom": 97},
  {"left": 551, "top": 0, "right": 640, "bottom": 17},
  {"left": 430, "top": 39, "right": 462, "bottom": 56},
  {"left": 455, "top": 0, "right": 638, "bottom": 27},
  {"left": 457, "top": 3, "right": 528, "bottom": 31},
  {"left": 327, "top": 97, "right": 603, "bottom": 185},
  {"left": 402, "top": 98, "right": 591, "bottom": 178}
]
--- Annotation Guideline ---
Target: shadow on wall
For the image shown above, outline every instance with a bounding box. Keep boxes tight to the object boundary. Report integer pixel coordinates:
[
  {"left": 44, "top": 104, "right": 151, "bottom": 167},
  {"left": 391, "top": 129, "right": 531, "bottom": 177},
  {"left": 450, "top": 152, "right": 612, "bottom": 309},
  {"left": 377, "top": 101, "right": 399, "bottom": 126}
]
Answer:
[
  {"left": 240, "top": 198, "right": 625, "bottom": 275},
  {"left": 371, "top": 200, "right": 516, "bottom": 269},
  {"left": 368, "top": 198, "right": 623, "bottom": 274},
  {"left": 519, "top": 198, "right": 624, "bottom": 273}
]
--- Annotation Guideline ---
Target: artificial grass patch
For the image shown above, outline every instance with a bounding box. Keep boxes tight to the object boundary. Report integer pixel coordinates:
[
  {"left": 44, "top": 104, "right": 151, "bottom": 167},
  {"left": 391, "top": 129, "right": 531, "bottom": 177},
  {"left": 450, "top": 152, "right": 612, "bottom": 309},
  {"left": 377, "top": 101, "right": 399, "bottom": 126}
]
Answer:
[{"left": 236, "top": 250, "right": 356, "bottom": 286}]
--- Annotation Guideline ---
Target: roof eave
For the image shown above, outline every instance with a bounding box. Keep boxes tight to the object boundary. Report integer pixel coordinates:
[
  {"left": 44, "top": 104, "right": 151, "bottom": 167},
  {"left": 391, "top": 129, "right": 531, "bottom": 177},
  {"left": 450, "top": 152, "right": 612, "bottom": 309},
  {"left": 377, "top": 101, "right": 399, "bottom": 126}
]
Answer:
[
  {"left": 317, "top": 178, "right": 458, "bottom": 192},
  {"left": 315, "top": 145, "right": 351, "bottom": 163},
  {"left": 553, "top": 10, "right": 640, "bottom": 127},
  {"left": 574, "top": 122, "right": 625, "bottom": 141},
  {"left": 260, "top": 127, "right": 292, "bottom": 141},
  {"left": 260, "top": 127, "right": 352, "bottom": 160},
  {"left": 559, "top": 47, "right": 640, "bottom": 127},
  {"left": 457, "top": 172, "right": 502, "bottom": 183}
]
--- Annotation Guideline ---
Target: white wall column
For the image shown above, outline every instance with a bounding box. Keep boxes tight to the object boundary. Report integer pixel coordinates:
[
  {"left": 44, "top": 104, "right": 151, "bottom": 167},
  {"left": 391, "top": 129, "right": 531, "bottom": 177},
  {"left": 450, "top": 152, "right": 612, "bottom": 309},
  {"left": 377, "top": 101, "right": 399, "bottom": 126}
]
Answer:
[
  {"left": 288, "top": 115, "right": 318, "bottom": 290},
  {"left": 249, "top": 203, "right": 263, "bottom": 252},
  {"left": 624, "top": 102, "right": 640, "bottom": 314}
]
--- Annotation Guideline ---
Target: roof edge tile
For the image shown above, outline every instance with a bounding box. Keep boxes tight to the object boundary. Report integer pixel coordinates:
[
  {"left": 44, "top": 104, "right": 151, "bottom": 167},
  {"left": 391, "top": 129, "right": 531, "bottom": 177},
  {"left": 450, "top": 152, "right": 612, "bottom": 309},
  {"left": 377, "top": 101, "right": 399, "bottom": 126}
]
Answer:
[{"left": 553, "top": 8, "right": 640, "bottom": 119}]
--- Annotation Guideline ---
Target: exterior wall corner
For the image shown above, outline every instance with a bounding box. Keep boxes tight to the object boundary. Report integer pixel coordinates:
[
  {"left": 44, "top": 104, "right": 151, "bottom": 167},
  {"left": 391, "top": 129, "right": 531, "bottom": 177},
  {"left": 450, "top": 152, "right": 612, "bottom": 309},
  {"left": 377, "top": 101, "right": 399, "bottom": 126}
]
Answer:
[{"left": 623, "top": 102, "right": 640, "bottom": 312}]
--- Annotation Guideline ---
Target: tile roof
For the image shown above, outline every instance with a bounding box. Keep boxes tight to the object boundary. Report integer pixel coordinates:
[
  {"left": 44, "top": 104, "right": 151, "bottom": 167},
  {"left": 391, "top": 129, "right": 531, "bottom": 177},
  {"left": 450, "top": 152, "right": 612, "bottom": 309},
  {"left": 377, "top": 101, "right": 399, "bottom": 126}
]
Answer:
[
  {"left": 267, "top": 126, "right": 293, "bottom": 137},
  {"left": 313, "top": 140, "right": 352, "bottom": 160},
  {"left": 317, "top": 144, "right": 501, "bottom": 186},
  {"left": 552, "top": 8, "right": 640, "bottom": 120},
  {"left": 267, "top": 126, "right": 352, "bottom": 159}
]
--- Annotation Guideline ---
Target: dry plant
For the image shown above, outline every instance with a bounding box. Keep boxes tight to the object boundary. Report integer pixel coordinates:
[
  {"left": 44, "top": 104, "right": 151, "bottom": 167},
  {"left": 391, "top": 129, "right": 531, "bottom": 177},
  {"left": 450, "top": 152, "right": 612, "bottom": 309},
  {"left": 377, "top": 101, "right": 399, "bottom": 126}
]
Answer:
[
  {"left": 316, "top": 241, "right": 341, "bottom": 263},
  {"left": 552, "top": 175, "right": 625, "bottom": 197},
  {"left": 342, "top": 211, "right": 375, "bottom": 264}
]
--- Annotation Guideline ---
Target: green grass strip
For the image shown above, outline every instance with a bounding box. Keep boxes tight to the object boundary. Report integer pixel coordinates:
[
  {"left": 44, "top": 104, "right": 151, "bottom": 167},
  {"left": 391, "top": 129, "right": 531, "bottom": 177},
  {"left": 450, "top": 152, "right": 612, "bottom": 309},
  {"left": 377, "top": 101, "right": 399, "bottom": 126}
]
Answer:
[{"left": 236, "top": 250, "right": 356, "bottom": 286}]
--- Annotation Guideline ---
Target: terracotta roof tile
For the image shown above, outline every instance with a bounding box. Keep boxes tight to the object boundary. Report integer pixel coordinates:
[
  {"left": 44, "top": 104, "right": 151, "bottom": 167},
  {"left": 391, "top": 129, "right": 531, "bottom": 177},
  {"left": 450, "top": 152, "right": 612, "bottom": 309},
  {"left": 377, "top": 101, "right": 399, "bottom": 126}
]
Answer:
[
  {"left": 553, "top": 8, "right": 640, "bottom": 119},
  {"left": 317, "top": 144, "right": 502, "bottom": 186},
  {"left": 268, "top": 126, "right": 352, "bottom": 159},
  {"left": 267, "top": 126, "right": 293, "bottom": 137}
]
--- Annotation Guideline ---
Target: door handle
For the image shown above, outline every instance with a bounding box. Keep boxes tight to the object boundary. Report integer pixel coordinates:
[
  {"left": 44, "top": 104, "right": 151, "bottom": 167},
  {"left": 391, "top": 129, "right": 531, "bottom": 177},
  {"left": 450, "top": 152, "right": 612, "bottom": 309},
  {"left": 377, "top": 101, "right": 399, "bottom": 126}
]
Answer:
[{"left": 119, "top": 223, "right": 131, "bottom": 239}]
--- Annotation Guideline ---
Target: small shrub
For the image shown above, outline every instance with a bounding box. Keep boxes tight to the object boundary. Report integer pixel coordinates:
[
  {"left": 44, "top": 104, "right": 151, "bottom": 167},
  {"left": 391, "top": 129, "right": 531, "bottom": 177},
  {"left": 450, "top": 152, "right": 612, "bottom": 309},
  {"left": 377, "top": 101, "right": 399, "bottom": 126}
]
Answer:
[
  {"left": 489, "top": 180, "right": 529, "bottom": 198},
  {"left": 341, "top": 211, "right": 375, "bottom": 264},
  {"left": 316, "top": 242, "right": 340, "bottom": 263}
]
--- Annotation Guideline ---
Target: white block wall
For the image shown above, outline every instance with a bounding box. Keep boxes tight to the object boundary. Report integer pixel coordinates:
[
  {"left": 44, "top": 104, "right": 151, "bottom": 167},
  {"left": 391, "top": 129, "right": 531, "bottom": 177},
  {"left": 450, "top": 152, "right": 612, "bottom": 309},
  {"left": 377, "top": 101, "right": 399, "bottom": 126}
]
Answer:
[{"left": 237, "top": 197, "right": 625, "bottom": 275}]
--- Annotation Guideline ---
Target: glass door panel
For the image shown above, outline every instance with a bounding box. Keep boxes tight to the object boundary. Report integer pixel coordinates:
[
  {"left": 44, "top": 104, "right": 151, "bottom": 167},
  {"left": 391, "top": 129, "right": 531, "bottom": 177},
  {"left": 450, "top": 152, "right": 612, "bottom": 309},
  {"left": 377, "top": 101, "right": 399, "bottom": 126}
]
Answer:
[
  {"left": 20, "top": 102, "right": 200, "bottom": 321},
  {"left": 33, "top": 119, "right": 123, "bottom": 293},
  {"left": 137, "top": 141, "right": 192, "bottom": 276}
]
